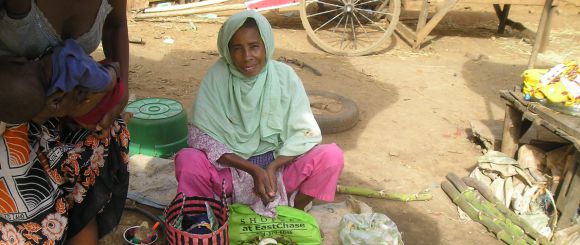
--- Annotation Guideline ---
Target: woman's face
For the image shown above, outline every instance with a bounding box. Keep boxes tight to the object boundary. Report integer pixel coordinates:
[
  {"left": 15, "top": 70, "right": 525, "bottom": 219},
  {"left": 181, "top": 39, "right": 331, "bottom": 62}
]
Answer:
[{"left": 228, "top": 27, "right": 266, "bottom": 77}]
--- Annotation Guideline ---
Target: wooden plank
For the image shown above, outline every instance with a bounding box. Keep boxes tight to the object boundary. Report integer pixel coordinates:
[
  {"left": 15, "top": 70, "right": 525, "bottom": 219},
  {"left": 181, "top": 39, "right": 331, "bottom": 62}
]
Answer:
[
  {"left": 415, "top": 0, "right": 457, "bottom": 49},
  {"left": 144, "top": 0, "right": 229, "bottom": 13},
  {"left": 528, "top": 104, "right": 580, "bottom": 140},
  {"left": 501, "top": 104, "right": 523, "bottom": 158},
  {"left": 539, "top": 5, "right": 556, "bottom": 53},
  {"left": 395, "top": 21, "right": 418, "bottom": 48},
  {"left": 528, "top": 0, "right": 554, "bottom": 68},
  {"left": 416, "top": 0, "right": 430, "bottom": 32},
  {"left": 556, "top": 152, "right": 580, "bottom": 229},
  {"left": 134, "top": 3, "right": 247, "bottom": 19},
  {"left": 459, "top": 0, "right": 557, "bottom": 5},
  {"left": 520, "top": 110, "right": 580, "bottom": 147},
  {"left": 557, "top": 153, "right": 576, "bottom": 205},
  {"left": 133, "top": 16, "right": 228, "bottom": 23},
  {"left": 500, "top": 91, "right": 580, "bottom": 149},
  {"left": 502, "top": 91, "right": 580, "bottom": 139}
]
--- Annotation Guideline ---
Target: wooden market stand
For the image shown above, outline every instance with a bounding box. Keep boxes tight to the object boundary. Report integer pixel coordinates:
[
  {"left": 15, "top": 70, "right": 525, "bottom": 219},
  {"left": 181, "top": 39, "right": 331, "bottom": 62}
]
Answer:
[
  {"left": 500, "top": 90, "right": 580, "bottom": 230},
  {"left": 396, "top": 0, "right": 557, "bottom": 65},
  {"left": 494, "top": 0, "right": 578, "bottom": 231}
]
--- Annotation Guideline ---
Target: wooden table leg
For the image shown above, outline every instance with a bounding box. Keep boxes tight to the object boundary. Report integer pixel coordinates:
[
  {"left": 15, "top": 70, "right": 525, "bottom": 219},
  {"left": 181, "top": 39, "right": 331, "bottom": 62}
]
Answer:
[
  {"left": 501, "top": 104, "right": 523, "bottom": 158},
  {"left": 494, "top": 4, "right": 511, "bottom": 34}
]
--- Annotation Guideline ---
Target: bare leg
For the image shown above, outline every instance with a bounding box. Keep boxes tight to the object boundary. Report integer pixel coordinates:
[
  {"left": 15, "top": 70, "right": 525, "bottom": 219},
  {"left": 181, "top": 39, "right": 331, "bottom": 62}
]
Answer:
[
  {"left": 293, "top": 192, "right": 314, "bottom": 210},
  {"left": 67, "top": 217, "right": 98, "bottom": 245}
]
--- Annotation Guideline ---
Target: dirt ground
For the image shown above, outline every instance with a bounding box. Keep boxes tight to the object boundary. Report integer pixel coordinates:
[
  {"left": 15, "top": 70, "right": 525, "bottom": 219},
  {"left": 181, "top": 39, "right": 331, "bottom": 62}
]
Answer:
[{"left": 98, "top": 1, "right": 580, "bottom": 244}]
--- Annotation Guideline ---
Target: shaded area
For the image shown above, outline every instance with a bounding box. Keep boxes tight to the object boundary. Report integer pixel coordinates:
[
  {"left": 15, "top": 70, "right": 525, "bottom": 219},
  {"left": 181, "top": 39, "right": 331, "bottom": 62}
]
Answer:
[
  {"left": 400, "top": 8, "right": 538, "bottom": 48},
  {"left": 462, "top": 59, "right": 526, "bottom": 129}
]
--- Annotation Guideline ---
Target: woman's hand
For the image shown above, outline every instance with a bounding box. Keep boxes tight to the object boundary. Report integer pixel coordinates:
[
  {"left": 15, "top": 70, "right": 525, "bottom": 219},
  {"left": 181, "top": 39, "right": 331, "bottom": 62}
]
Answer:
[
  {"left": 218, "top": 153, "right": 275, "bottom": 203},
  {"left": 250, "top": 167, "right": 276, "bottom": 204},
  {"left": 263, "top": 155, "right": 297, "bottom": 201},
  {"left": 93, "top": 112, "right": 132, "bottom": 139},
  {"left": 264, "top": 164, "right": 279, "bottom": 199},
  {"left": 218, "top": 154, "right": 297, "bottom": 204}
]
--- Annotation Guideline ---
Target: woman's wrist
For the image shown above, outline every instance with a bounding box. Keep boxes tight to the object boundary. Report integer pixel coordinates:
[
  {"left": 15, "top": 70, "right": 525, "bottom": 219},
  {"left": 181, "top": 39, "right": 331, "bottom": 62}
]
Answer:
[
  {"left": 247, "top": 163, "right": 263, "bottom": 177},
  {"left": 219, "top": 153, "right": 261, "bottom": 176}
]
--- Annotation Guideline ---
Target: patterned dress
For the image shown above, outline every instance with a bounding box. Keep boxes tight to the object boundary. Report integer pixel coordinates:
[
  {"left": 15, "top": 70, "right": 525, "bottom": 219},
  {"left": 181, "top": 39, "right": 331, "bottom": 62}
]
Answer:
[
  {"left": 0, "top": 0, "right": 129, "bottom": 243},
  {"left": 0, "top": 118, "right": 130, "bottom": 244}
]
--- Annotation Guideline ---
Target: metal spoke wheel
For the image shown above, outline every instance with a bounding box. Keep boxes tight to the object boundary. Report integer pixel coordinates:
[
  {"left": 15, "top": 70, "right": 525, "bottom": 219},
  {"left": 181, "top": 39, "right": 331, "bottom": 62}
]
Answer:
[{"left": 300, "top": 0, "right": 400, "bottom": 56}]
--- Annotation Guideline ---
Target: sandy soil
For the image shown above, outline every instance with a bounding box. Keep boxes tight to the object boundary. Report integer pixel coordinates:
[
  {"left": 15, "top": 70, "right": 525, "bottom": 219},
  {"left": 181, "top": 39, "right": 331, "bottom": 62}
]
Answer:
[{"left": 99, "top": 1, "right": 580, "bottom": 244}]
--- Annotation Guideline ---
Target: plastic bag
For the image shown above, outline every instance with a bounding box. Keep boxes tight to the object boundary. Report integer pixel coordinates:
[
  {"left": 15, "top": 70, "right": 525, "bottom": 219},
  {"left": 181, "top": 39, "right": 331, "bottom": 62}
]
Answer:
[
  {"left": 522, "top": 68, "right": 549, "bottom": 100},
  {"left": 229, "top": 204, "right": 321, "bottom": 245},
  {"left": 339, "top": 213, "right": 402, "bottom": 245},
  {"left": 309, "top": 196, "right": 373, "bottom": 245},
  {"left": 522, "top": 60, "right": 580, "bottom": 106}
]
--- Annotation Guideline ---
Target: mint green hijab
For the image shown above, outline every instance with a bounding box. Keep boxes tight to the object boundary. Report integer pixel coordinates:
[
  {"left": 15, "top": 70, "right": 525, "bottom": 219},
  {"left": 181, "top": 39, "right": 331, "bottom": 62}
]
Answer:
[{"left": 191, "top": 10, "right": 321, "bottom": 159}]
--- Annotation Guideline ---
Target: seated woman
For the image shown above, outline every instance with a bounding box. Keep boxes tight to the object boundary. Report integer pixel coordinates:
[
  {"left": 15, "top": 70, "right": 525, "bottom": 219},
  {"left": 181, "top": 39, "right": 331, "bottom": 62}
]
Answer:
[{"left": 175, "top": 10, "right": 344, "bottom": 217}]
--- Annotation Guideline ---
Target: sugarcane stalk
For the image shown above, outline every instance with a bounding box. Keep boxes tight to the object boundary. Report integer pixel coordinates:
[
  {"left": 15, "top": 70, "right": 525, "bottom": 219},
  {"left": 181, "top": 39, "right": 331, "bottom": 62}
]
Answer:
[
  {"left": 446, "top": 172, "right": 470, "bottom": 192},
  {"left": 336, "top": 185, "right": 432, "bottom": 201},
  {"left": 447, "top": 174, "right": 516, "bottom": 224},
  {"left": 442, "top": 181, "right": 520, "bottom": 244},
  {"left": 447, "top": 173, "right": 539, "bottom": 244},
  {"left": 444, "top": 174, "right": 539, "bottom": 244},
  {"left": 446, "top": 174, "right": 512, "bottom": 222},
  {"left": 462, "top": 190, "right": 536, "bottom": 244},
  {"left": 463, "top": 177, "right": 553, "bottom": 245}
]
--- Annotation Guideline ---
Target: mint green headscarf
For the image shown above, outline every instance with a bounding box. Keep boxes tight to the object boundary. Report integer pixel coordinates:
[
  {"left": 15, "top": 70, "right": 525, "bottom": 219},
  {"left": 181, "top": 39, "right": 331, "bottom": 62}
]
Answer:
[{"left": 191, "top": 10, "right": 321, "bottom": 159}]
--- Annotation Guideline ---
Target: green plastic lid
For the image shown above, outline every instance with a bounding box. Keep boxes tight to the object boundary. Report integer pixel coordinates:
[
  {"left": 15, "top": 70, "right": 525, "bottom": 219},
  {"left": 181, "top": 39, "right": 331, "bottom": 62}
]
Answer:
[
  {"left": 125, "top": 98, "right": 188, "bottom": 158},
  {"left": 127, "top": 98, "right": 184, "bottom": 120}
]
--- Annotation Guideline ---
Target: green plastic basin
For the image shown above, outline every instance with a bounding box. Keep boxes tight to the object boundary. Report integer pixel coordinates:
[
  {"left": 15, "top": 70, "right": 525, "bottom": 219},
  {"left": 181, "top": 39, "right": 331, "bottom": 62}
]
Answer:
[{"left": 125, "top": 98, "right": 188, "bottom": 158}]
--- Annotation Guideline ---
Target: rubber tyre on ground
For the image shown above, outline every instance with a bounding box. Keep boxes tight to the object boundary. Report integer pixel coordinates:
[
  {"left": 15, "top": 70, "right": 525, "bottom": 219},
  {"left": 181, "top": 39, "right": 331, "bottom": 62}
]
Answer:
[{"left": 308, "top": 90, "right": 360, "bottom": 134}]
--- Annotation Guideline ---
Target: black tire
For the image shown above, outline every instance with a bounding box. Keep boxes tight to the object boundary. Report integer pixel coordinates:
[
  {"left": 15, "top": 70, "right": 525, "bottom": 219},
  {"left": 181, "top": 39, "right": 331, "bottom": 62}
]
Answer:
[{"left": 308, "top": 90, "right": 359, "bottom": 134}]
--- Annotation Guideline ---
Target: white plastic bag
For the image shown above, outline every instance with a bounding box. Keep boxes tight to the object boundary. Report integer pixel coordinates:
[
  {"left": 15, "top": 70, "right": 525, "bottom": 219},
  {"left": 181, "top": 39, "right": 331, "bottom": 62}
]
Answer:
[
  {"left": 339, "top": 213, "right": 402, "bottom": 245},
  {"left": 309, "top": 196, "right": 373, "bottom": 245}
]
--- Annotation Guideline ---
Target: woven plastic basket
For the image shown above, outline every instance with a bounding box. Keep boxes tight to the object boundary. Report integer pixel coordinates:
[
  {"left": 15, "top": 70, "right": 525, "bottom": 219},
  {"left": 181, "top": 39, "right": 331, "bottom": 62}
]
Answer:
[{"left": 164, "top": 192, "right": 229, "bottom": 245}]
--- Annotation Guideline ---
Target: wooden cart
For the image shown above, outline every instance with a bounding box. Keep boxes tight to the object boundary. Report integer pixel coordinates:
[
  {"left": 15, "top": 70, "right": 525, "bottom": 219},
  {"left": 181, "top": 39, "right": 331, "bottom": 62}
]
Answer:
[
  {"left": 136, "top": 0, "right": 401, "bottom": 56},
  {"left": 135, "top": 0, "right": 557, "bottom": 60}
]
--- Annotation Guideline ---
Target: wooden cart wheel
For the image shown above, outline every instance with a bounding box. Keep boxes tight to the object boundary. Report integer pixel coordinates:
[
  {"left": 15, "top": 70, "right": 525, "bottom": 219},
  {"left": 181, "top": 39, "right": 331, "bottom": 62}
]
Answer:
[{"left": 300, "top": 0, "right": 400, "bottom": 56}]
